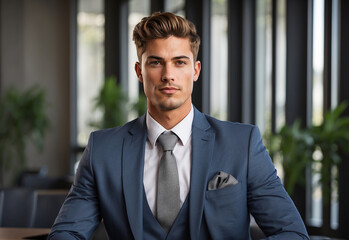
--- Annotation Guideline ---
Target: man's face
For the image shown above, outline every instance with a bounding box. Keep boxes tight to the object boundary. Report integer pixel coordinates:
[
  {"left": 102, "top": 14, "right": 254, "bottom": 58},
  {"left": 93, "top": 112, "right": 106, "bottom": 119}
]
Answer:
[{"left": 135, "top": 36, "right": 201, "bottom": 117}]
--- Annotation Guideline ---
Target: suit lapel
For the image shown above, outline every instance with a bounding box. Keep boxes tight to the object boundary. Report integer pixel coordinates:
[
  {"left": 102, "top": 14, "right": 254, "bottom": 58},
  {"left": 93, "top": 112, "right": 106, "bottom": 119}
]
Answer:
[
  {"left": 189, "top": 109, "right": 215, "bottom": 239},
  {"left": 122, "top": 116, "right": 147, "bottom": 240}
]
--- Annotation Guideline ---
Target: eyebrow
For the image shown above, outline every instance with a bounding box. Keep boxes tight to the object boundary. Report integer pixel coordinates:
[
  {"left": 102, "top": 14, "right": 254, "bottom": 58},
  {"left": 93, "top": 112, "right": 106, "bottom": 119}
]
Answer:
[
  {"left": 172, "top": 55, "right": 190, "bottom": 60},
  {"left": 147, "top": 55, "right": 190, "bottom": 61}
]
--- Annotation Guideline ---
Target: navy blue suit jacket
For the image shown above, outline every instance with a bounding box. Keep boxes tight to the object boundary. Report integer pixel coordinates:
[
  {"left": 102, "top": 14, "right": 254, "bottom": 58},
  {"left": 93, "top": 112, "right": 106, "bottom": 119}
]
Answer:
[{"left": 49, "top": 108, "right": 309, "bottom": 239}]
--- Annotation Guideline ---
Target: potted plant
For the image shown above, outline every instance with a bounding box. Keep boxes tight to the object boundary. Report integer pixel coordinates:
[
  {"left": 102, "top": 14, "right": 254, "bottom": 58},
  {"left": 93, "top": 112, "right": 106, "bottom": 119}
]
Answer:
[
  {"left": 310, "top": 102, "right": 349, "bottom": 234},
  {"left": 265, "top": 102, "right": 349, "bottom": 236},
  {"left": 0, "top": 85, "right": 50, "bottom": 187},
  {"left": 265, "top": 119, "right": 314, "bottom": 195},
  {"left": 90, "top": 76, "right": 147, "bottom": 129},
  {"left": 311, "top": 102, "right": 349, "bottom": 201}
]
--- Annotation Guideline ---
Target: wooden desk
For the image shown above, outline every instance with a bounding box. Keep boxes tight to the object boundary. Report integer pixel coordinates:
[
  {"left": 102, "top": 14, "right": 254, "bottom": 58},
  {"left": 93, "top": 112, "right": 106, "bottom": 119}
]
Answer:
[{"left": 0, "top": 228, "right": 50, "bottom": 240}]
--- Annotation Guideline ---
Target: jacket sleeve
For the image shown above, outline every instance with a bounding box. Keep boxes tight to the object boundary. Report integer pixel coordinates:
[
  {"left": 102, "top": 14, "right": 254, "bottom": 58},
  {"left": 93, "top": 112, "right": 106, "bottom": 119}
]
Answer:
[
  {"left": 48, "top": 133, "right": 101, "bottom": 240},
  {"left": 247, "top": 126, "right": 309, "bottom": 240}
]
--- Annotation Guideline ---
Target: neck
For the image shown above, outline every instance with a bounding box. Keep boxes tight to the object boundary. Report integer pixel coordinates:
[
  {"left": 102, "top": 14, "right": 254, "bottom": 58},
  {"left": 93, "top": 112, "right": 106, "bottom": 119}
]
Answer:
[{"left": 148, "top": 103, "right": 192, "bottom": 130}]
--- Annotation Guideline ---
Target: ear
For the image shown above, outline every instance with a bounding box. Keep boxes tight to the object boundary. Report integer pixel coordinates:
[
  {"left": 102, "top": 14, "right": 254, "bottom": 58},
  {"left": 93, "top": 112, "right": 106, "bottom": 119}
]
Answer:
[
  {"left": 193, "top": 61, "right": 201, "bottom": 82},
  {"left": 135, "top": 62, "right": 143, "bottom": 83}
]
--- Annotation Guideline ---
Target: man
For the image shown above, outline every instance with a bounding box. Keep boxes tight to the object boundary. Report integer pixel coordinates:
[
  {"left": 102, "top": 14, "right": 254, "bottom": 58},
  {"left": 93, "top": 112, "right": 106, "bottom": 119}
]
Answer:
[{"left": 49, "top": 12, "right": 309, "bottom": 239}]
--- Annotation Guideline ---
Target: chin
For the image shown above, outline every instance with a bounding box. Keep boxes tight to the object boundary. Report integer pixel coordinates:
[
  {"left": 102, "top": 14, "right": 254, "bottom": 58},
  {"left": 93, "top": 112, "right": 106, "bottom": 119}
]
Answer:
[
  {"left": 159, "top": 104, "right": 181, "bottom": 111},
  {"left": 159, "top": 101, "right": 183, "bottom": 111}
]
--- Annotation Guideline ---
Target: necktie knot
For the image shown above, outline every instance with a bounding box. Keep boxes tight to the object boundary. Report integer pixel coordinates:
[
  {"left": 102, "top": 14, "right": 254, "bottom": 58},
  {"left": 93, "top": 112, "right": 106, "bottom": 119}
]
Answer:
[{"left": 157, "top": 132, "right": 178, "bottom": 151}]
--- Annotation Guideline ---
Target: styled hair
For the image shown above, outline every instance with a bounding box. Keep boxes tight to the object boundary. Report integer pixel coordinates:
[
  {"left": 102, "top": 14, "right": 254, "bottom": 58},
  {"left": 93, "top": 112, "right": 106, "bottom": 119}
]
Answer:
[{"left": 133, "top": 12, "right": 200, "bottom": 61}]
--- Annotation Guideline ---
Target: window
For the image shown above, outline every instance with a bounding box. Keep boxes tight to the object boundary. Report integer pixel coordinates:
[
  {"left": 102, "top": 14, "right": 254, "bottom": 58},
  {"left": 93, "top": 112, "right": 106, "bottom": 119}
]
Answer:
[
  {"left": 308, "top": 0, "right": 324, "bottom": 227},
  {"left": 165, "top": 0, "right": 185, "bottom": 15},
  {"left": 76, "top": 0, "right": 104, "bottom": 146},
  {"left": 308, "top": 0, "right": 340, "bottom": 230},
  {"left": 330, "top": 0, "right": 340, "bottom": 230},
  {"left": 210, "top": 0, "right": 228, "bottom": 120},
  {"left": 255, "top": 0, "right": 273, "bottom": 133},
  {"left": 275, "top": 0, "right": 286, "bottom": 131},
  {"left": 128, "top": 0, "right": 150, "bottom": 120}
]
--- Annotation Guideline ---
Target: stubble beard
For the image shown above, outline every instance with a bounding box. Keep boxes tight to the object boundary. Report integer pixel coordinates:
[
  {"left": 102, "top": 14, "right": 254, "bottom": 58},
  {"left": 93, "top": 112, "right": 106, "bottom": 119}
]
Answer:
[{"left": 158, "top": 99, "right": 182, "bottom": 111}]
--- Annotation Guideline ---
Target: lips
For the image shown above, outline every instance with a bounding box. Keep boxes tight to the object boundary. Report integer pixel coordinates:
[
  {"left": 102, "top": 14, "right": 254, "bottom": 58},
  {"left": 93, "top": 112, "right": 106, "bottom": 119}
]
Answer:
[{"left": 159, "top": 86, "right": 178, "bottom": 94}]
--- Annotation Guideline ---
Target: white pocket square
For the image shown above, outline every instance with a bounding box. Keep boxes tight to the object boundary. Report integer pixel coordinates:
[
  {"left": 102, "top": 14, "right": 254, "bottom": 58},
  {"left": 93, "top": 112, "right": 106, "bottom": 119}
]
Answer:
[{"left": 208, "top": 171, "right": 239, "bottom": 190}]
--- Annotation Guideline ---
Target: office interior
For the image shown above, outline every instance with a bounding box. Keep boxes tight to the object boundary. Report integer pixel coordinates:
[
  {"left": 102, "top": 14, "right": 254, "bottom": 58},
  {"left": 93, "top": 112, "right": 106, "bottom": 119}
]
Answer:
[{"left": 0, "top": 0, "right": 349, "bottom": 239}]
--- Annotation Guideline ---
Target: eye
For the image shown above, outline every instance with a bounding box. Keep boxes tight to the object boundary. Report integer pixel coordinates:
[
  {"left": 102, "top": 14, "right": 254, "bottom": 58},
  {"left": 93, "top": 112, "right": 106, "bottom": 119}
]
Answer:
[
  {"left": 176, "top": 60, "right": 186, "bottom": 66},
  {"left": 149, "top": 60, "right": 161, "bottom": 66}
]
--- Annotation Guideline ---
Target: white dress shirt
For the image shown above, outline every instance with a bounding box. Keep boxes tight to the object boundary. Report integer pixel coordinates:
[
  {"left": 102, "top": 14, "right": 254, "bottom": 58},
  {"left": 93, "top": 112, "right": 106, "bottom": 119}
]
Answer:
[{"left": 144, "top": 106, "right": 193, "bottom": 215}]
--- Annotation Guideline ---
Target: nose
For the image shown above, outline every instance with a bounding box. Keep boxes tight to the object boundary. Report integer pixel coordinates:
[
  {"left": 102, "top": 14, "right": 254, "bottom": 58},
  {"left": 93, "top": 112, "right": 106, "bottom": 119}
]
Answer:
[{"left": 161, "top": 63, "right": 175, "bottom": 82}]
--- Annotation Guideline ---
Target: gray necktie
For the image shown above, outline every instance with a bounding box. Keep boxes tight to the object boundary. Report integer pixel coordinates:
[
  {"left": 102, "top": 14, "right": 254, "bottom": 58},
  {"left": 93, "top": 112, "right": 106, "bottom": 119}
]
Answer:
[{"left": 156, "top": 131, "right": 180, "bottom": 233}]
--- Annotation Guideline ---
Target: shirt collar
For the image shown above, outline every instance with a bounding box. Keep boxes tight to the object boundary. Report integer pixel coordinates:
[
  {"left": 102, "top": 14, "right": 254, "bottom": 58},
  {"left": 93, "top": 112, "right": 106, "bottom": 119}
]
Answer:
[{"left": 146, "top": 105, "right": 194, "bottom": 147}]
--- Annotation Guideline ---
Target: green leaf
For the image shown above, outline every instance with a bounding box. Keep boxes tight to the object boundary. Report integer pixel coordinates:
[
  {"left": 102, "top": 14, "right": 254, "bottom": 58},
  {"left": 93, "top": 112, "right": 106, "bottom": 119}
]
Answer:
[
  {"left": 90, "top": 76, "right": 148, "bottom": 129},
  {"left": 0, "top": 85, "right": 50, "bottom": 186}
]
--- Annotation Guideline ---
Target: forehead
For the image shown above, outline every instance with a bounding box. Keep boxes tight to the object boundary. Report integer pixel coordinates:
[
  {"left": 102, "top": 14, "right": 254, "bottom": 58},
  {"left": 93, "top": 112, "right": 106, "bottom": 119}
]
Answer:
[{"left": 142, "top": 36, "right": 193, "bottom": 59}]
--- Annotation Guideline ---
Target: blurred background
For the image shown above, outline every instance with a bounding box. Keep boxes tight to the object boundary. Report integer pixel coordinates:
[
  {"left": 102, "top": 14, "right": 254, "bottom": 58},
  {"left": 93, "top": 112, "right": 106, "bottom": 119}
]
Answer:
[{"left": 0, "top": 0, "right": 349, "bottom": 238}]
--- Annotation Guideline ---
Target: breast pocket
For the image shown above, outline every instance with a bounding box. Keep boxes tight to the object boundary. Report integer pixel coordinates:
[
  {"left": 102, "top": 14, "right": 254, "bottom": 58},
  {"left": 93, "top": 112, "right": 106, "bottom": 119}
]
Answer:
[
  {"left": 205, "top": 182, "right": 242, "bottom": 214},
  {"left": 204, "top": 183, "right": 250, "bottom": 240}
]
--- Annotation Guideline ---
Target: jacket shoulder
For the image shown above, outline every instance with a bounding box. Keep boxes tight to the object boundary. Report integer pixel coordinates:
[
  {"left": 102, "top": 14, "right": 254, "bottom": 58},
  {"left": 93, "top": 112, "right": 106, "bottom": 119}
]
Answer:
[
  {"left": 204, "top": 114, "right": 256, "bottom": 133},
  {"left": 90, "top": 116, "right": 145, "bottom": 142}
]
